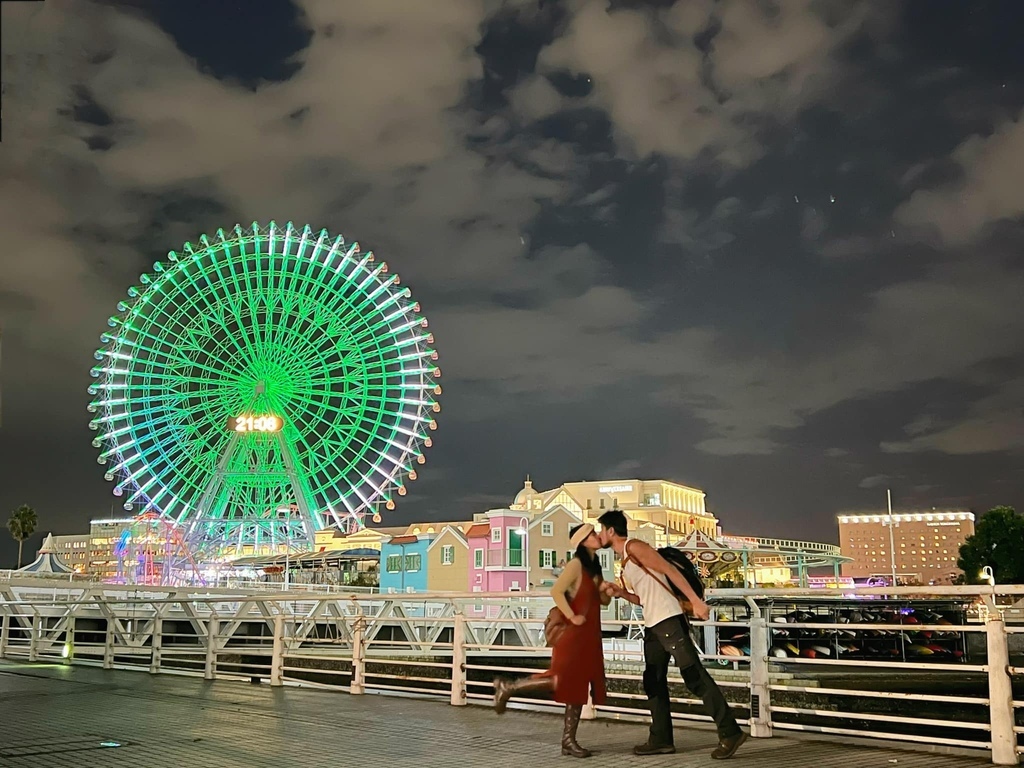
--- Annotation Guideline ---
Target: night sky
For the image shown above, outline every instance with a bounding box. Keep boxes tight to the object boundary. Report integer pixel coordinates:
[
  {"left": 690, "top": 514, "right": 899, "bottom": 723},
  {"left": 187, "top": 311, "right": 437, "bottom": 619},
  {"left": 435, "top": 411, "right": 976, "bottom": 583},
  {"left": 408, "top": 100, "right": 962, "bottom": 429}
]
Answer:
[{"left": 1, "top": 0, "right": 1023, "bottom": 567}]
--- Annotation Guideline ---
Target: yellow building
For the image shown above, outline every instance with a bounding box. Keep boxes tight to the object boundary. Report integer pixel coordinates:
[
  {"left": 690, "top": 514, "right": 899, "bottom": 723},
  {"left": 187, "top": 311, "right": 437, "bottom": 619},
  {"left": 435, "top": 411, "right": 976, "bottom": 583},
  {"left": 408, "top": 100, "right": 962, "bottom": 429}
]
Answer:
[
  {"left": 426, "top": 526, "right": 470, "bottom": 592},
  {"left": 507, "top": 477, "right": 718, "bottom": 538},
  {"left": 313, "top": 526, "right": 405, "bottom": 553},
  {"left": 407, "top": 521, "right": 473, "bottom": 536}
]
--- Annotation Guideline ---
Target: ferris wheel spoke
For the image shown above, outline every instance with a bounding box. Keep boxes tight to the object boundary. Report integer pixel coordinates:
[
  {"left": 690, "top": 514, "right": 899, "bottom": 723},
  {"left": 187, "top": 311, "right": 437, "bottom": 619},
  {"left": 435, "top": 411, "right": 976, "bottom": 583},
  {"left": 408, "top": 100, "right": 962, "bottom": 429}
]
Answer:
[
  {"left": 149, "top": 260, "right": 259, "bottom": 373},
  {"left": 133, "top": 277, "right": 253, "bottom": 373}
]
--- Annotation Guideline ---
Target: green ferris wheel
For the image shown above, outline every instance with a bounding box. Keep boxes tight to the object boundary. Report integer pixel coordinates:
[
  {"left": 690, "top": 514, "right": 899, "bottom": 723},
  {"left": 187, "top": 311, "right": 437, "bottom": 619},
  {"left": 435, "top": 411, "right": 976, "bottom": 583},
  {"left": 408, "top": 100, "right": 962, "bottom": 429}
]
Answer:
[{"left": 88, "top": 221, "right": 441, "bottom": 559}]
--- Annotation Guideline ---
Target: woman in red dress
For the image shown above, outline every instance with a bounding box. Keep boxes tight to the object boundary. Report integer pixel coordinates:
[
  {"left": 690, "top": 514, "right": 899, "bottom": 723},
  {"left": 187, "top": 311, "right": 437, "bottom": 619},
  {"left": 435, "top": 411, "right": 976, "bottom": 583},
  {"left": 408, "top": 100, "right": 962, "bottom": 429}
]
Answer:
[{"left": 493, "top": 523, "right": 610, "bottom": 758}]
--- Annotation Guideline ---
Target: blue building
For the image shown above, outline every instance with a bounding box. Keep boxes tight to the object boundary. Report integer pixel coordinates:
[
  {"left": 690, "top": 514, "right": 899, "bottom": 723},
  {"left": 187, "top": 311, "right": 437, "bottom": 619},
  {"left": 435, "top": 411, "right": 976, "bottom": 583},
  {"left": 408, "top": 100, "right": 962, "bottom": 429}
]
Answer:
[{"left": 378, "top": 534, "right": 432, "bottom": 593}]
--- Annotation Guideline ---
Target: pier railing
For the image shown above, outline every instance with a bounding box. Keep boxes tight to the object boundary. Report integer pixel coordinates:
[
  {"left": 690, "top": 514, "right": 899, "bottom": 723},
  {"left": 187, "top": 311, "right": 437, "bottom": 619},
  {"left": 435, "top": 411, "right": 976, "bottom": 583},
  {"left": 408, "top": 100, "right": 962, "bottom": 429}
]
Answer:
[{"left": 0, "top": 580, "right": 1019, "bottom": 765}]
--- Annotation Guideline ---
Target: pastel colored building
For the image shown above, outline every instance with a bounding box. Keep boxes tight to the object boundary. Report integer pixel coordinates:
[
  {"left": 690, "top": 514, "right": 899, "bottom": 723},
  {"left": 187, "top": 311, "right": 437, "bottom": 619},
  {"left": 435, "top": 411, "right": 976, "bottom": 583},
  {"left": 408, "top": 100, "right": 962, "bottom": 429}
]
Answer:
[
  {"left": 379, "top": 534, "right": 432, "bottom": 593},
  {"left": 526, "top": 505, "right": 587, "bottom": 589},
  {"left": 426, "top": 525, "right": 469, "bottom": 592}
]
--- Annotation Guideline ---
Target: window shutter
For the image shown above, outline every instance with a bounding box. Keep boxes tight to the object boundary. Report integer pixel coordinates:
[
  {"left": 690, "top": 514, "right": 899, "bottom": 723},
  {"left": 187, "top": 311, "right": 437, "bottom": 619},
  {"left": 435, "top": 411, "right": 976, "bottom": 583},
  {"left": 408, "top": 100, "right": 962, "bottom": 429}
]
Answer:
[{"left": 538, "top": 549, "right": 544, "bottom": 568}]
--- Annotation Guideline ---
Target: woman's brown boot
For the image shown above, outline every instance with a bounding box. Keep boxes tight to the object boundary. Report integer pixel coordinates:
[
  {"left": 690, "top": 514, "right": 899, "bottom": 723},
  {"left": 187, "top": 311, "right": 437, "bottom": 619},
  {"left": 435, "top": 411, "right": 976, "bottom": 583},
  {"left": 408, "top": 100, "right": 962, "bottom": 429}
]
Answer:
[
  {"left": 561, "top": 705, "right": 592, "bottom": 758},
  {"left": 492, "top": 676, "right": 553, "bottom": 714}
]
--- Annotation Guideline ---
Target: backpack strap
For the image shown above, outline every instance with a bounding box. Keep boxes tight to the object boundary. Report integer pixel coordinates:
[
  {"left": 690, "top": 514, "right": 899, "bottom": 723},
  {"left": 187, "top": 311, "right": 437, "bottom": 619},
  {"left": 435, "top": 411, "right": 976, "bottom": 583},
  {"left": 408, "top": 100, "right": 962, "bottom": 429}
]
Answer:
[{"left": 620, "top": 540, "right": 678, "bottom": 600}]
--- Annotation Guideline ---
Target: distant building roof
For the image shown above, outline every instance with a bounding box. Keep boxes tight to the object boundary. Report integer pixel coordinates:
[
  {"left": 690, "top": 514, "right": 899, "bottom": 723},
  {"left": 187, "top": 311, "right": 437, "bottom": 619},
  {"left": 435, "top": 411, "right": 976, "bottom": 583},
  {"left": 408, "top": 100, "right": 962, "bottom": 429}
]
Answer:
[{"left": 18, "top": 534, "right": 74, "bottom": 574}]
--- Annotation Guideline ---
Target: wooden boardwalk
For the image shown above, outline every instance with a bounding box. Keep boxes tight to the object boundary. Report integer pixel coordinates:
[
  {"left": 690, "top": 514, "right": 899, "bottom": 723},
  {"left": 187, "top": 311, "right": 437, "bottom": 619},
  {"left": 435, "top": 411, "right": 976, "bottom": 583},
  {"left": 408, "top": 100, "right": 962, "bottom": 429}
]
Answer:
[{"left": 0, "top": 662, "right": 991, "bottom": 767}]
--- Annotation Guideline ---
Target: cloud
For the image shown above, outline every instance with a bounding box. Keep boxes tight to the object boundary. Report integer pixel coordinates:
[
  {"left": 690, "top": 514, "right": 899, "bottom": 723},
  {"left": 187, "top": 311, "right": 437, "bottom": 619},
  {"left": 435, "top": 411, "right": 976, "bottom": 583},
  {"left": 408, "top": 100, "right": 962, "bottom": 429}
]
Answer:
[
  {"left": 524, "top": 0, "right": 877, "bottom": 165},
  {"left": 657, "top": 259, "right": 1024, "bottom": 455},
  {"left": 895, "top": 110, "right": 1024, "bottom": 244},
  {"left": 881, "top": 379, "right": 1024, "bottom": 455},
  {"left": 858, "top": 474, "right": 890, "bottom": 489}
]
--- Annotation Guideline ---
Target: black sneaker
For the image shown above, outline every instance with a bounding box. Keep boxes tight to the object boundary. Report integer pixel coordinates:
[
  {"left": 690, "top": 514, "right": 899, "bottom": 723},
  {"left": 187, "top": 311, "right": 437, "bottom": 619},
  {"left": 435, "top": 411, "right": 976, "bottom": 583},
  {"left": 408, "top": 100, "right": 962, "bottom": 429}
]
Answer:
[
  {"left": 633, "top": 742, "right": 676, "bottom": 756},
  {"left": 711, "top": 731, "right": 747, "bottom": 760}
]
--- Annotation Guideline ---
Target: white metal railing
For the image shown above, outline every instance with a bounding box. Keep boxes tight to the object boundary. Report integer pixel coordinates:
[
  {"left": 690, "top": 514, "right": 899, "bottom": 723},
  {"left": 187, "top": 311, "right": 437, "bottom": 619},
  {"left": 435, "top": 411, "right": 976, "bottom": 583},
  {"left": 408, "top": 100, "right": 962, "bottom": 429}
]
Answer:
[{"left": 0, "top": 581, "right": 1019, "bottom": 764}]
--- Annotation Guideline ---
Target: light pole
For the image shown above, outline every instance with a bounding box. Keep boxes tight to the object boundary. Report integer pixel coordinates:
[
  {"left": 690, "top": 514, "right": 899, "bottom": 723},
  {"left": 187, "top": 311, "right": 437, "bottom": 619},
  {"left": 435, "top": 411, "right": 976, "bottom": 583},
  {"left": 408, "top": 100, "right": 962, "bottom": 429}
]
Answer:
[
  {"left": 514, "top": 516, "right": 530, "bottom": 593},
  {"left": 886, "top": 489, "right": 897, "bottom": 587}
]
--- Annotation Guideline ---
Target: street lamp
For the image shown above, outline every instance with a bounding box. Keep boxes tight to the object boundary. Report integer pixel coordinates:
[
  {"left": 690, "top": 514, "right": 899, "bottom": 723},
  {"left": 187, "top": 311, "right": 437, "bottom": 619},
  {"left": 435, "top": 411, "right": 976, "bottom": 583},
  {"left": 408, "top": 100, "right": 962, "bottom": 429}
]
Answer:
[
  {"left": 885, "top": 489, "right": 897, "bottom": 587},
  {"left": 514, "top": 516, "right": 530, "bottom": 593}
]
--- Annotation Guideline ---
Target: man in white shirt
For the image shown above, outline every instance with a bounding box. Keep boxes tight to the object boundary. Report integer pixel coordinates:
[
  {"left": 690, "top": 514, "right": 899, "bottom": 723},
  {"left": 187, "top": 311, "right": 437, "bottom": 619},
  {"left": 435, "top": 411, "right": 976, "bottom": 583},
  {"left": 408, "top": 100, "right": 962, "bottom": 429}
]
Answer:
[{"left": 597, "top": 509, "right": 746, "bottom": 760}]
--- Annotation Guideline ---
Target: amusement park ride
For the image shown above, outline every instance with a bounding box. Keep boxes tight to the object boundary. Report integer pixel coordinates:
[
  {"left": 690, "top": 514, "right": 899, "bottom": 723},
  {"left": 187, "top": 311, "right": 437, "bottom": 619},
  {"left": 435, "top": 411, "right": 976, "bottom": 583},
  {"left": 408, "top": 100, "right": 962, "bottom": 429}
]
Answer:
[{"left": 88, "top": 222, "right": 440, "bottom": 585}]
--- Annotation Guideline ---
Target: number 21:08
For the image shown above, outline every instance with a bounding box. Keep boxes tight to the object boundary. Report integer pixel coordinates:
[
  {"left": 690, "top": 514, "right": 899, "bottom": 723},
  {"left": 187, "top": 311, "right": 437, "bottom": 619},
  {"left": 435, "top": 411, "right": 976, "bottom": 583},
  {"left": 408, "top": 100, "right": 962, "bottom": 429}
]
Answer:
[{"left": 232, "top": 415, "right": 282, "bottom": 432}]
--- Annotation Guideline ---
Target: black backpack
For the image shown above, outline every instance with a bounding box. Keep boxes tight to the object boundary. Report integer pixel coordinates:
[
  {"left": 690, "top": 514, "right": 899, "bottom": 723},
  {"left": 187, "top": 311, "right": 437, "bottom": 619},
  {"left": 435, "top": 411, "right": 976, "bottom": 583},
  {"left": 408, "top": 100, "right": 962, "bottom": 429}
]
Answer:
[{"left": 657, "top": 547, "right": 705, "bottom": 601}]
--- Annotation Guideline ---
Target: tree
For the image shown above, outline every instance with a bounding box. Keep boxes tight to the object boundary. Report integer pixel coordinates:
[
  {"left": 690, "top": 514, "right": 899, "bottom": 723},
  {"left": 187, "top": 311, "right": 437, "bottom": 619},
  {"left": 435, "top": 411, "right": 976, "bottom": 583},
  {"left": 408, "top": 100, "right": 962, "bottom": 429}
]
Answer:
[
  {"left": 957, "top": 506, "right": 1024, "bottom": 584},
  {"left": 6, "top": 504, "right": 38, "bottom": 569}
]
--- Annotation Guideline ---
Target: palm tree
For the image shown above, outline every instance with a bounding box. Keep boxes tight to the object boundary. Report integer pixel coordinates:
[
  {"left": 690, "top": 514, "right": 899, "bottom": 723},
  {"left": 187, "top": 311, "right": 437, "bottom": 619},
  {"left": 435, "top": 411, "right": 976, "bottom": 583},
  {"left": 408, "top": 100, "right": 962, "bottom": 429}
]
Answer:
[{"left": 7, "top": 504, "right": 38, "bottom": 568}]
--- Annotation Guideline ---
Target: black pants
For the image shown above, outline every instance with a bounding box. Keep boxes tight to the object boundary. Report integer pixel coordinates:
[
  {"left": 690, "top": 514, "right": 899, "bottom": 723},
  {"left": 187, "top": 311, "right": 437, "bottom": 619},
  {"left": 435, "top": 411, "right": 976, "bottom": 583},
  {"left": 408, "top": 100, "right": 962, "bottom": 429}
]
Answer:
[{"left": 643, "top": 615, "right": 741, "bottom": 745}]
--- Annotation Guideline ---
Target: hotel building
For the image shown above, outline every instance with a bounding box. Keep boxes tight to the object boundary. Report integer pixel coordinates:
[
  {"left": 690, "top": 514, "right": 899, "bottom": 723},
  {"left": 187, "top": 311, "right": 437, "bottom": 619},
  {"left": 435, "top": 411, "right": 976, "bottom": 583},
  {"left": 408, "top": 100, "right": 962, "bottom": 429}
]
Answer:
[{"left": 838, "top": 510, "right": 975, "bottom": 585}]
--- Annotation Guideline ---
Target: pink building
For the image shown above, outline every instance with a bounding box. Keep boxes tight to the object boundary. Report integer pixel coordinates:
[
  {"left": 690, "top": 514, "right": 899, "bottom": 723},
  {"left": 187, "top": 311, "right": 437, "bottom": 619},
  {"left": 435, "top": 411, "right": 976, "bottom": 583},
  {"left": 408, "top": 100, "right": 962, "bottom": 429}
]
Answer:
[{"left": 466, "top": 509, "right": 534, "bottom": 595}]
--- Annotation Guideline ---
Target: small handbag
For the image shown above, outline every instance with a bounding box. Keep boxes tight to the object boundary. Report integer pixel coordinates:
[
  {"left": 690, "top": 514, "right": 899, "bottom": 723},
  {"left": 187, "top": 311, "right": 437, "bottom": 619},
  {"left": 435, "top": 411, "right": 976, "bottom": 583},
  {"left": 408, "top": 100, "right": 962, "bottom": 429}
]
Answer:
[{"left": 543, "top": 605, "right": 568, "bottom": 646}]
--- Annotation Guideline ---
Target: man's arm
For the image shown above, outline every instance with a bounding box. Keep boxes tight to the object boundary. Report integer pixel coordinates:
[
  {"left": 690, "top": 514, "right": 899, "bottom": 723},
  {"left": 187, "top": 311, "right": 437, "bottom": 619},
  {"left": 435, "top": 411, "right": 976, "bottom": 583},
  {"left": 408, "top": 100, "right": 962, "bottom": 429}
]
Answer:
[
  {"left": 603, "top": 581, "right": 641, "bottom": 605},
  {"left": 630, "top": 540, "right": 710, "bottom": 619}
]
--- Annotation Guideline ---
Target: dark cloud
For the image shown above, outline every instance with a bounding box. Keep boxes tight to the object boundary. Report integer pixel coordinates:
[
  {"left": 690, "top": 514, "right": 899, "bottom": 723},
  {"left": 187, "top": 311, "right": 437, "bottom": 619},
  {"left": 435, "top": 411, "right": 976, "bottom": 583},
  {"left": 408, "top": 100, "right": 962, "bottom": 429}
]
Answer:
[{"left": 1, "top": 0, "right": 1023, "bottom": 563}]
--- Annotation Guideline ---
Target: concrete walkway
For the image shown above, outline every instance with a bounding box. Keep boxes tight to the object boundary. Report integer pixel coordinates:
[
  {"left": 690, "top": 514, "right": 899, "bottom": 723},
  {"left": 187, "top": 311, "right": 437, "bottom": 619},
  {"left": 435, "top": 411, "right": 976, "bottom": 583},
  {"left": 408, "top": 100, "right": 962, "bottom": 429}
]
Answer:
[{"left": 0, "top": 662, "right": 991, "bottom": 767}]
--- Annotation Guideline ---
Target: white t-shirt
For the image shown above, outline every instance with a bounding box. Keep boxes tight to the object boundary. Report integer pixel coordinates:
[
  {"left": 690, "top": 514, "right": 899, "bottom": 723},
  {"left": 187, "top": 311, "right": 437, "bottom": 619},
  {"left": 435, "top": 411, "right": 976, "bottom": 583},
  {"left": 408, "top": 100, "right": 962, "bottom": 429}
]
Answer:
[{"left": 620, "top": 538, "right": 684, "bottom": 628}]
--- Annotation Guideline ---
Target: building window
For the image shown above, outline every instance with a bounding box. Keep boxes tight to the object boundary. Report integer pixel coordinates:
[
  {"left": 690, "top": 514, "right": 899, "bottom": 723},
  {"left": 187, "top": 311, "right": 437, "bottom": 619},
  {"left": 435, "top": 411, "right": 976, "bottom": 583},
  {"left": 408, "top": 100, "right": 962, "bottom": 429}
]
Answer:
[
  {"left": 386, "top": 555, "right": 402, "bottom": 573},
  {"left": 540, "top": 549, "right": 554, "bottom": 568},
  {"left": 491, "top": 527, "right": 502, "bottom": 543},
  {"left": 541, "top": 521, "right": 554, "bottom": 537},
  {"left": 586, "top": 499, "right": 592, "bottom": 510},
  {"left": 441, "top": 545, "right": 454, "bottom": 565},
  {"left": 406, "top": 553, "right": 421, "bottom": 572},
  {"left": 474, "top": 549, "right": 484, "bottom": 569},
  {"left": 600, "top": 499, "right": 606, "bottom": 509}
]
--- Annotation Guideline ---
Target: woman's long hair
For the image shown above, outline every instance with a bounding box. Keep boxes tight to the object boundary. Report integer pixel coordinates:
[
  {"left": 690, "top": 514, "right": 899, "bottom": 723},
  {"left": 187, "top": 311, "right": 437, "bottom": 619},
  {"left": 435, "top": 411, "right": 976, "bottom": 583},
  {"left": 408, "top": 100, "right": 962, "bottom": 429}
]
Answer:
[{"left": 570, "top": 524, "right": 603, "bottom": 580}]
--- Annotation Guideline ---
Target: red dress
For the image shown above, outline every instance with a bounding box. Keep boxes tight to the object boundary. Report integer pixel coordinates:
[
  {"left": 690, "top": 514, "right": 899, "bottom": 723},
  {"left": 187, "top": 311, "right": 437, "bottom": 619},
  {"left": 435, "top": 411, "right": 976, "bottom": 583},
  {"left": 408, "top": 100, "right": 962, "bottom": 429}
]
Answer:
[{"left": 537, "top": 571, "right": 607, "bottom": 706}]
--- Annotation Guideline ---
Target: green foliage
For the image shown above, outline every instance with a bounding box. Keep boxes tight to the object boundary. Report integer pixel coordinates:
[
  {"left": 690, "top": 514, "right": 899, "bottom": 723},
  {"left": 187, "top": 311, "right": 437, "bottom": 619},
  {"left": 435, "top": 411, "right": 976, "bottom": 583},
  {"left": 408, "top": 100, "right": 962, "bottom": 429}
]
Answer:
[
  {"left": 957, "top": 506, "right": 1024, "bottom": 584},
  {"left": 6, "top": 504, "right": 38, "bottom": 568}
]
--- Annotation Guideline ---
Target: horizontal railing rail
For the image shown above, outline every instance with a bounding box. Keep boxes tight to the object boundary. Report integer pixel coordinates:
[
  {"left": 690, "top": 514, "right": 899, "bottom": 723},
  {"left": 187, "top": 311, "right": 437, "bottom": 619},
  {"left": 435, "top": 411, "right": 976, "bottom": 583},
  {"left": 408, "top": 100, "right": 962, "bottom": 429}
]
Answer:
[{"left": 0, "top": 582, "right": 1018, "bottom": 764}]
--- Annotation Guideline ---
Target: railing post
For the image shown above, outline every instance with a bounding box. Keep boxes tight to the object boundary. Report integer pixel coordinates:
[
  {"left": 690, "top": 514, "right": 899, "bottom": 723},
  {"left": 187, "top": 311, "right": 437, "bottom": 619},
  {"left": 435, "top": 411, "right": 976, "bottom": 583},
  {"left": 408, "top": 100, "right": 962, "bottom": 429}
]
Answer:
[
  {"left": 204, "top": 615, "right": 219, "bottom": 681},
  {"left": 0, "top": 612, "right": 9, "bottom": 659},
  {"left": 350, "top": 615, "right": 366, "bottom": 694},
  {"left": 150, "top": 616, "right": 163, "bottom": 674},
  {"left": 103, "top": 615, "right": 114, "bottom": 669},
  {"left": 986, "top": 613, "right": 1018, "bottom": 765},
  {"left": 450, "top": 612, "right": 467, "bottom": 706},
  {"left": 63, "top": 616, "right": 76, "bottom": 664},
  {"left": 28, "top": 612, "right": 40, "bottom": 662},
  {"left": 270, "top": 615, "right": 285, "bottom": 687},
  {"left": 748, "top": 615, "right": 773, "bottom": 738},
  {"left": 703, "top": 622, "right": 717, "bottom": 657}
]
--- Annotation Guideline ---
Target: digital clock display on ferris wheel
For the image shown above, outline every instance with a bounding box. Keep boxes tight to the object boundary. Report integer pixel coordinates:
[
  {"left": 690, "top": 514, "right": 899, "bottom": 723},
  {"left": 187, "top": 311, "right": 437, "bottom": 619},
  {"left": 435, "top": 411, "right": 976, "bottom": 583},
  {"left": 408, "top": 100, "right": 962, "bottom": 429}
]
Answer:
[{"left": 228, "top": 415, "right": 283, "bottom": 433}]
